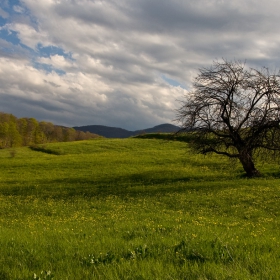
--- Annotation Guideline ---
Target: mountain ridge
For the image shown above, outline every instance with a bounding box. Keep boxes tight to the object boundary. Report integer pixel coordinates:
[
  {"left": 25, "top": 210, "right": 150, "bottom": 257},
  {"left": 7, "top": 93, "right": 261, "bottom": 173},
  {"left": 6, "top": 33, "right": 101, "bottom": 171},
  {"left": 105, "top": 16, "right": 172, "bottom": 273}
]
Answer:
[{"left": 73, "top": 123, "right": 180, "bottom": 138}]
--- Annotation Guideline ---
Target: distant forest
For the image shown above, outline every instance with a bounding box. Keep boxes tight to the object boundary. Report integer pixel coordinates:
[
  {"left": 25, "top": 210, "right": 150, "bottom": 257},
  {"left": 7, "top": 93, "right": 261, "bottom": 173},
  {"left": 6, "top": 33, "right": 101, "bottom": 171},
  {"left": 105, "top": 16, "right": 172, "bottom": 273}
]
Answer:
[{"left": 0, "top": 112, "right": 100, "bottom": 148}]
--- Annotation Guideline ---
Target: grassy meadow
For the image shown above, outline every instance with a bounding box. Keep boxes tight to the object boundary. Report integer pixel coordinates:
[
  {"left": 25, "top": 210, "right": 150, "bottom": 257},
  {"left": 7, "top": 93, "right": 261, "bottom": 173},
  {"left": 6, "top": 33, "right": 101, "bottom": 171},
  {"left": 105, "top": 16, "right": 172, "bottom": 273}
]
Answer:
[{"left": 0, "top": 136, "right": 280, "bottom": 279}]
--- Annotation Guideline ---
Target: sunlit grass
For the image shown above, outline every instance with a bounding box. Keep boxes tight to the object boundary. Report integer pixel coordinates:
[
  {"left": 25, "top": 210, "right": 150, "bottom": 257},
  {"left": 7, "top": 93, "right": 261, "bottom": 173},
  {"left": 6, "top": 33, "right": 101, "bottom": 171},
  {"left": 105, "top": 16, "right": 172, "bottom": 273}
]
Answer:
[{"left": 0, "top": 138, "right": 280, "bottom": 279}]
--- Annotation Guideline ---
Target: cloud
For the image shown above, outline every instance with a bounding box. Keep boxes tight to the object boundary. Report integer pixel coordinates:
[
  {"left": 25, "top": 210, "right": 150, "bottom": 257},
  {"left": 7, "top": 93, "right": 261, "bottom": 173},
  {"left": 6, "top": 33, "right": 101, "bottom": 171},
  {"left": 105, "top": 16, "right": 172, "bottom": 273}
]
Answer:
[
  {"left": 0, "top": 0, "right": 280, "bottom": 129},
  {"left": 38, "top": 54, "right": 75, "bottom": 71},
  {"left": 0, "top": 38, "right": 30, "bottom": 59},
  {"left": 13, "top": 5, "right": 25, "bottom": 14},
  {"left": 6, "top": 22, "right": 51, "bottom": 49}
]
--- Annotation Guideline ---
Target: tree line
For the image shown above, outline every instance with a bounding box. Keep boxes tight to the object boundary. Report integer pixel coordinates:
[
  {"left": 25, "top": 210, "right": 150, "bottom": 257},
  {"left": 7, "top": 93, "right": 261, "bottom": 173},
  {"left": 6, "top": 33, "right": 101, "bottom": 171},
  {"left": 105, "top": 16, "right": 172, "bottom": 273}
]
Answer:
[{"left": 0, "top": 112, "right": 100, "bottom": 148}]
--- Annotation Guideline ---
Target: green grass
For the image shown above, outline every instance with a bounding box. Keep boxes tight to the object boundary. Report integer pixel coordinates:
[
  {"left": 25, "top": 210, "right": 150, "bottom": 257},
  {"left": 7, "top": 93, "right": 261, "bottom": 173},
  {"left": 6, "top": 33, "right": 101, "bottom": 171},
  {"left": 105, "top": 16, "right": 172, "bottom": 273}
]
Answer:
[{"left": 0, "top": 138, "right": 280, "bottom": 279}]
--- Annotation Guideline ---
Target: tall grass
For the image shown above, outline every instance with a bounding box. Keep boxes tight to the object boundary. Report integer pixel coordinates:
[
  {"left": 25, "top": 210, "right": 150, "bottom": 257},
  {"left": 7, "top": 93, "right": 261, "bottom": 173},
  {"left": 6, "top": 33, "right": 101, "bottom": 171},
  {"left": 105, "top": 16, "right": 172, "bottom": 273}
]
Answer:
[{"left": 0, "top": 138, "right": 280, "bottom": 279}]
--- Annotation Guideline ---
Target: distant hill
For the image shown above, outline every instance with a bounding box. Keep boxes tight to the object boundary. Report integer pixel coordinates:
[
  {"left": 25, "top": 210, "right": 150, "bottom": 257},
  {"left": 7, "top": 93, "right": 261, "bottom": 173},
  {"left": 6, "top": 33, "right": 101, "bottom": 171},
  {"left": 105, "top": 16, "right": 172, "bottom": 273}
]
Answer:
[{"left": 73, "top": 123, "right": 180, "bottom": 138}]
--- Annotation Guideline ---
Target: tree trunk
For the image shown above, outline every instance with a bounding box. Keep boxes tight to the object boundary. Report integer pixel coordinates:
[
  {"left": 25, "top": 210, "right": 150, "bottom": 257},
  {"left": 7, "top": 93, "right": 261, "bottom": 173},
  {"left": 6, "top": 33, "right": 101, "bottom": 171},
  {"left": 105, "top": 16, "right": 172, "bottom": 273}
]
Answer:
[{"left": 238, "top": 150, "right": 261, "bottom": 177}]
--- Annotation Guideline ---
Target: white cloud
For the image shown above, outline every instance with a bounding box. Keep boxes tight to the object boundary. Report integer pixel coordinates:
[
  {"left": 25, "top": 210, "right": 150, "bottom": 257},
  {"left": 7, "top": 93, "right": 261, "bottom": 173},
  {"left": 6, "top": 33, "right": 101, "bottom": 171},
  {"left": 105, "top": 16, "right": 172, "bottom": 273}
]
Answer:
[
  {"left": 6, "top": 22, "right": 51, "bottom": 49},
  {"left": 38, "top": 54, "right": 75, "bottom": 71},
  {"left": 13, "top": 5, "right": 25, "bottom": 14}
]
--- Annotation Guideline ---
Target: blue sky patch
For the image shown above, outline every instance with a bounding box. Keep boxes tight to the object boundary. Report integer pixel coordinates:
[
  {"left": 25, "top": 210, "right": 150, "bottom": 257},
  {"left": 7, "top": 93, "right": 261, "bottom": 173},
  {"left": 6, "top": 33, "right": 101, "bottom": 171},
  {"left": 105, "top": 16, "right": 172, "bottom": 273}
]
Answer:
[
  {"left": 1, "top": 0, "right": 23, "bottom": 16},
  {"left": 0, "top": 17, "right": 7, "bottom": 26},
  {"left": 0, "top": 29, "right": 20, "bottom": 45},
  {"left": 161, "top": 74, "right": 186, "bottom": 89},
  {"left": 37, "top": 44, "right": 73, "bottom": 60}
]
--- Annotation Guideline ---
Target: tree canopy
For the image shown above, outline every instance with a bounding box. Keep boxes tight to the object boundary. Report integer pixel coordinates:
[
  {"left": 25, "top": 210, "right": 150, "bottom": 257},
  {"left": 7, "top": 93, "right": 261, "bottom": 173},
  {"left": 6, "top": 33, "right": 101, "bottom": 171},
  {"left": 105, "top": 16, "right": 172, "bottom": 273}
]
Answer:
[
  {"left": 177, "top": 60, "right": 280, "bottom": 177},
  {"left": 0, "top": 112, "right": 100, "bottom": 148}
]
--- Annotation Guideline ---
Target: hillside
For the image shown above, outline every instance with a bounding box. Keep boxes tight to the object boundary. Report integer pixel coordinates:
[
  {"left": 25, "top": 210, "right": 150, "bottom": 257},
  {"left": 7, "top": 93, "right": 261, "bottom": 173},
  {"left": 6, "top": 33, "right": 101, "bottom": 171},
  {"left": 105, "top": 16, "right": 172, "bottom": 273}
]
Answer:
[
  {"left": 1, "top": 139, "right": 280, "bottom": 279},
  {"left": 73, "top": 123, "right": 180, "bottom": 138}
]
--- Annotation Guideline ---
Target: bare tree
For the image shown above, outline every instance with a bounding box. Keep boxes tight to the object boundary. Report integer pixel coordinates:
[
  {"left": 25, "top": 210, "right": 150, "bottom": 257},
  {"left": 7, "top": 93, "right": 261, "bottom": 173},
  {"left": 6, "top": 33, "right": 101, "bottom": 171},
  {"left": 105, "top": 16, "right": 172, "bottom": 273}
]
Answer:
[{"left": 177, "top": 60, "right": 280, "bottom": 177}]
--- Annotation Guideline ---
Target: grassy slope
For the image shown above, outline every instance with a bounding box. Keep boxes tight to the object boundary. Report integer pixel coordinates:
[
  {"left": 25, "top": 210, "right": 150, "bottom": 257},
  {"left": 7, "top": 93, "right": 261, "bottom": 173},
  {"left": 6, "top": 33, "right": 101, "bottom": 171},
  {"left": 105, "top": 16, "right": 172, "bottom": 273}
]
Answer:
[{"left": 0, "top": 138, "right": 280, "bottom": 279}]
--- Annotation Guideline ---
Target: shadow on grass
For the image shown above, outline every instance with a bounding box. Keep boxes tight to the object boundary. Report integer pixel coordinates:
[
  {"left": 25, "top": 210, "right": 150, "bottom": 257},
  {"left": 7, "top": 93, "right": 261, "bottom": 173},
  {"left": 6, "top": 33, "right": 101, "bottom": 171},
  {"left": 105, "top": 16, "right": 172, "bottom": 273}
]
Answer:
[
  {"left": 29, "top": 145, "right": 66, "bottom": 155},
  {"left": 0, "top": 169, "right": 257, "bottom": 199},
  {"left": 133, "top": 133, "right": 195, "bottom": 143}
]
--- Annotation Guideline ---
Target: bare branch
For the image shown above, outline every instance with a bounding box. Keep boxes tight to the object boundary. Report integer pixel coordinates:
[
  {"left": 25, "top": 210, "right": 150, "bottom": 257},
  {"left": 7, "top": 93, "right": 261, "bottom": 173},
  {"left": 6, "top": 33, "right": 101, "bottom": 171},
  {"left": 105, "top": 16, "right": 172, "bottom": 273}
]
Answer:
[{"left": 176, "top": 59, "right": 280, "bottom": 177}]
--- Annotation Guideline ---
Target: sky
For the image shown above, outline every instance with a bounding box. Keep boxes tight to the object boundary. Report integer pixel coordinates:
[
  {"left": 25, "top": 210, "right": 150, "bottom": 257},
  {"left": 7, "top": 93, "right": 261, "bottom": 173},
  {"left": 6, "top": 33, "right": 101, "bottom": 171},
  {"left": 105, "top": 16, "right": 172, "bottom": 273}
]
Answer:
[{"left": 0, "top": 0, "right": 280, "bottom": 130}]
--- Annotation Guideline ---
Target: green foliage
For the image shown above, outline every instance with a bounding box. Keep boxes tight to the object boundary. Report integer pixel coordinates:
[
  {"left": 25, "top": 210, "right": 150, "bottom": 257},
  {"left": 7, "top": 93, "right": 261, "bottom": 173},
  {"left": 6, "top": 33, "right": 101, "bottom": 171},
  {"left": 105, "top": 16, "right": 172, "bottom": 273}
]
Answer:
[
  {"left": 0, "top": 139, "right": 280, "bottom": 279},
  {"left": 0, "top": 112, "right": 100, "bottom": 149}
]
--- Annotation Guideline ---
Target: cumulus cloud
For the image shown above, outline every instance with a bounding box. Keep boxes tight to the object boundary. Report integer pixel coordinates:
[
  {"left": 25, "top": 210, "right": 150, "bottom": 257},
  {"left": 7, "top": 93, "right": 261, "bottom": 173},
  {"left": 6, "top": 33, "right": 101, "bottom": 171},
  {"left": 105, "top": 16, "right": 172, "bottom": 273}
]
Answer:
[{"left": 0, "top": 0, "right": 280, "bottom": 129}]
